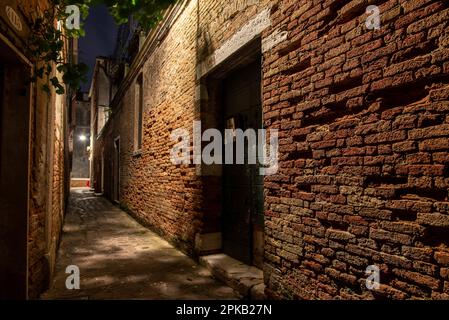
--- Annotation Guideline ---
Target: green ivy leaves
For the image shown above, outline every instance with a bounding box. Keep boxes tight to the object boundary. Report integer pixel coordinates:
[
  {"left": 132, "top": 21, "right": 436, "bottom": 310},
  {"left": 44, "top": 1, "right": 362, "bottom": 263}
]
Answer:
[
  {"left": 64, "top": 0, "right": 177, "bottom": 29},
  {"left": 60, "top": 62, "right": 89, "bottom": 93}
]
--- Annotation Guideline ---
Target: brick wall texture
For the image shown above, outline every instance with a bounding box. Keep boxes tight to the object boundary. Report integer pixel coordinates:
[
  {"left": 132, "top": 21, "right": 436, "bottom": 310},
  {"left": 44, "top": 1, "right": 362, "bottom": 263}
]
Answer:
[
  {"left": 27, "top": 63, "right": 68, "bottom": 299},
  {"left": 16, "top": 0, "right": 69, "bottom": 298},
  {"left": 93, "top": 0, "right": 449, "bottom": 299}
]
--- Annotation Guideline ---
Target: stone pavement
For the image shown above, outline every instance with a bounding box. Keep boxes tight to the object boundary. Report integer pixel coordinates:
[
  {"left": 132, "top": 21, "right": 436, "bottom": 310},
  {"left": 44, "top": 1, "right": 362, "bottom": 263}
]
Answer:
[{"left": 42, "top": 188, "right": 239, "bottom": 300}]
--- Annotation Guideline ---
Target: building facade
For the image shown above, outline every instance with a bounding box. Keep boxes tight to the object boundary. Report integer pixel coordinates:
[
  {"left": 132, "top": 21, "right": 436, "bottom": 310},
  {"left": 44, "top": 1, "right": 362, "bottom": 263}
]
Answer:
[
  {"left": 71, "top": 93, "right": 91, "bottom": 187},
  {"left": 91, "top": 0, "right": 449, "bottom": 299},
  {"left": 0, "top": 0, "right": 73, "bottom": 299},
  {"left": 89, "top": 57, "right": 118, "bottom": 194}
]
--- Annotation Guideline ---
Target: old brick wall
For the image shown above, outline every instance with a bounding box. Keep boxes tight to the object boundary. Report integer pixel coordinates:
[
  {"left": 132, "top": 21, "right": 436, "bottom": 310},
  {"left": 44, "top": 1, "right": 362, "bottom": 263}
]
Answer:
[
  {"left": 91, "top": 58, "right": 116, "bottom": 196},
  {"left": 114, "top": 0, "right": 200, "bottom": 255},
  {"left": 100, "top": 0, "right": 275, "bottom": 256},
  {"left": 95, "top": 0, "right": 272, "bottom": 256},
  {"left": 27, "top": 70, "right": 69, "bottom": 299},
  {"left": 28, "top": 82, "right": 52, "bottom": 298},
  {"left": 96, "top": 0, "right": 449, "bottom": 300},
  {"left": 93, "top": 119, "right": 113, "bottom": 196},
  {"left": 18, "top": 0, "right": 70, "bottom": 298},
  {"left": 263, "top": 0, "right": 449, "bottom": 299}
]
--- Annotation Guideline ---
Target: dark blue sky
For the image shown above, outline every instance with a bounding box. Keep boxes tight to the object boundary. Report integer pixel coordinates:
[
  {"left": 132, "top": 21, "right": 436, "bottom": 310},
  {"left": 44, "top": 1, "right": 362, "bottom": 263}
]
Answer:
[{"left": 79, "top": 5, "right": 118, "bottom": 92}]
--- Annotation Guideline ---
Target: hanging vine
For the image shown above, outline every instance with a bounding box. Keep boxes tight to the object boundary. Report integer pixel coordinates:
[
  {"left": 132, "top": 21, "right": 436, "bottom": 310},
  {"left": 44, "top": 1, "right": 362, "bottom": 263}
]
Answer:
[{"left": 28, "top": 0, "right": 177, "bottom": 94}]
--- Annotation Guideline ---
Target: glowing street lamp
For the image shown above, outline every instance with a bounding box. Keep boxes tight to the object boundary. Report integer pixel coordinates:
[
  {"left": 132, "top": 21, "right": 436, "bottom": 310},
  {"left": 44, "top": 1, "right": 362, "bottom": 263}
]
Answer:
[{"left": 79, "top": 135, "right": 87, "bottom": 142}]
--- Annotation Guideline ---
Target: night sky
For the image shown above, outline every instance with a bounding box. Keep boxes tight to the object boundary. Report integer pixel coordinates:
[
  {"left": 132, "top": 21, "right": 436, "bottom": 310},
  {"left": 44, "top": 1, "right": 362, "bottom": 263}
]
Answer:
[{"left": 79, "top": 5, "right": 118, "bottom": 92}]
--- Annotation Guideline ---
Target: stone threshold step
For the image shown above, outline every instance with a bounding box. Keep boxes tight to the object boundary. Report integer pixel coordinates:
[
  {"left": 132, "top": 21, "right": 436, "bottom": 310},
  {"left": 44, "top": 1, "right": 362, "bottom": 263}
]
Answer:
[{"left": 199, "top": 254, "right": 266, "bottom": 300}]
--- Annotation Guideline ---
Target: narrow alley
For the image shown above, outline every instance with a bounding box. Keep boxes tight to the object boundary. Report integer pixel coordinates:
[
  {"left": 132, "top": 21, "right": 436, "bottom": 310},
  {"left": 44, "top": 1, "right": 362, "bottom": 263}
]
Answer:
[
  {"left": 42, "top": 189, "right": 238, "bottom": 300},
  {"left": 2, "top": 0, "right": 449, "bottom": 304}
]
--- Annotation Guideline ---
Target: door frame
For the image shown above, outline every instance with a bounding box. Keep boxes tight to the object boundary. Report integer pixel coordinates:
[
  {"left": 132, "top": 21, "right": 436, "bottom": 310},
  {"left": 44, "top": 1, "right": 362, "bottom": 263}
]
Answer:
[
  {"left": 0, "top": 32, "right": 33, "bottom": 299},
  {"left": 199, "top": 37, "right": 264, "bottom": 266}
]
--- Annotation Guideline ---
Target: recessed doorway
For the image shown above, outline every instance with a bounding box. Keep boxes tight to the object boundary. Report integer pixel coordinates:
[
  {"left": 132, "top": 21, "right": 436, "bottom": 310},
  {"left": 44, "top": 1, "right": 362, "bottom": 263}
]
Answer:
[{"left": 221, "top": 60, "right": 264, "bottom": 268}]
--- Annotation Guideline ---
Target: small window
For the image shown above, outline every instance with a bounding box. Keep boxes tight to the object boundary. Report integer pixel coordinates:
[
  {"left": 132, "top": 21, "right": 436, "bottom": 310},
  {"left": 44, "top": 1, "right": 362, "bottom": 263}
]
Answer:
[{"left": 134, "top": 74, "right": 144, "bottom": 152}]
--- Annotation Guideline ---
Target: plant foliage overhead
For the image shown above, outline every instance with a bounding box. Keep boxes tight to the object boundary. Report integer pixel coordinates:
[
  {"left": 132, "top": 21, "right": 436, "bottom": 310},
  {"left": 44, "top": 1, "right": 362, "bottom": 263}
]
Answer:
[
  {"left": 29, "top": 0, "right": 177, "bottom": 94},
  {"left": 64, "top": 0, "right": 178, "bottom": 28}
]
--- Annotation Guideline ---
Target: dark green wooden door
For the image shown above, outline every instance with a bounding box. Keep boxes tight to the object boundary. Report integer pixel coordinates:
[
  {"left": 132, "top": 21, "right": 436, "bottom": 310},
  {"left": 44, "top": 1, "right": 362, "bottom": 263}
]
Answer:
[{"left": 222, "top": 60, "right": 263, "bottom": 265}]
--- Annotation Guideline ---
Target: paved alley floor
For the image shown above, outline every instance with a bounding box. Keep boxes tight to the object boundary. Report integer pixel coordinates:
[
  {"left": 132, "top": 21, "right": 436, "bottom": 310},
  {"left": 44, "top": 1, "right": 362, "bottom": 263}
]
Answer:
[{"left": 42, "top": 188, "right": 239, "bottom": 300}]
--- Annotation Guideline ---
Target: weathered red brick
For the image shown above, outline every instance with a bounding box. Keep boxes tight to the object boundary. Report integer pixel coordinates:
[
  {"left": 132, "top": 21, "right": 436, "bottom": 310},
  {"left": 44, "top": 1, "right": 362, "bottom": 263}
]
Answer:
[
  {"left": 370, "top": 228, "right": 413, "bottom": 245},
  {"left": 435, "top": 252, "right": 449, "bottom": 266},
  {"left": 393, "top": 269, "right": 441, "bottom": 290}
]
